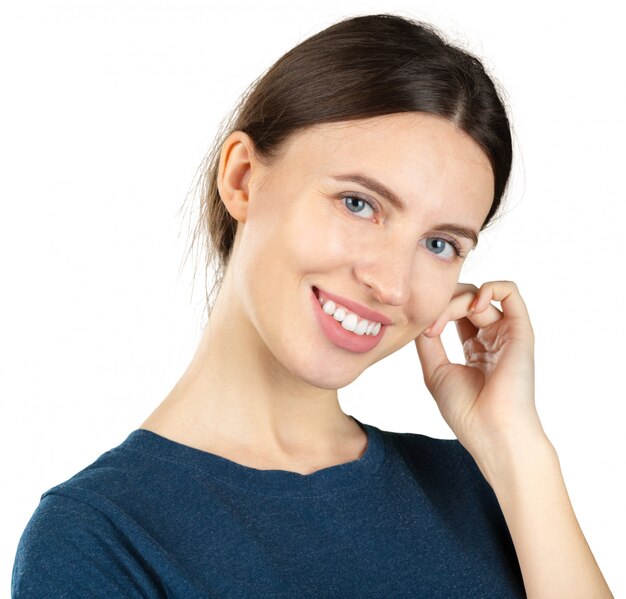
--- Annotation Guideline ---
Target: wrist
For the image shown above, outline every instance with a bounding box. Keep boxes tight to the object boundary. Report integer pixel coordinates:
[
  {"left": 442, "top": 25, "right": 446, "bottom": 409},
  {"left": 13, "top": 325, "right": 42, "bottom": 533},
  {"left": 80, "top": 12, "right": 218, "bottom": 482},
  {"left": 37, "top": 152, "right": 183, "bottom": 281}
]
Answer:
[{"left": 471, "top": 428, "right": 559, "bottom": 492}]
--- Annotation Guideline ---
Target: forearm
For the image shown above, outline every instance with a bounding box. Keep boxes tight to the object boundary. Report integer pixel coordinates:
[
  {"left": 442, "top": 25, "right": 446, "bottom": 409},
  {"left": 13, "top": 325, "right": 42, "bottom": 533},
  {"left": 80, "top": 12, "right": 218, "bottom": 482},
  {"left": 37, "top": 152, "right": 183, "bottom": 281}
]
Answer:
[{"left": 477, "top": 433, "right": 613, "bottom": 599}]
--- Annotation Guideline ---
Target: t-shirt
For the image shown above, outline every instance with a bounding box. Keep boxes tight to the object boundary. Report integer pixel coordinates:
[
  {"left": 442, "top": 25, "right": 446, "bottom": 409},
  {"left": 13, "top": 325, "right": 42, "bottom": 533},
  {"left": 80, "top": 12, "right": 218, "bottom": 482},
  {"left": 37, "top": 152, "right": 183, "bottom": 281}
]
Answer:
[{"left": 11, "top": 416, "right": 526, "bottom": 598}]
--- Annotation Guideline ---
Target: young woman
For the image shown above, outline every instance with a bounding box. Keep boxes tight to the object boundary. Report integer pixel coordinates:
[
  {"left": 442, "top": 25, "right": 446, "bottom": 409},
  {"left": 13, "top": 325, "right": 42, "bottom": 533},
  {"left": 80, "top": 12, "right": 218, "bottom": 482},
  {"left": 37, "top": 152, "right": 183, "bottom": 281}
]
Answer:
[{"left": 12, "top": 13, "right": 613, "bottom": 598}]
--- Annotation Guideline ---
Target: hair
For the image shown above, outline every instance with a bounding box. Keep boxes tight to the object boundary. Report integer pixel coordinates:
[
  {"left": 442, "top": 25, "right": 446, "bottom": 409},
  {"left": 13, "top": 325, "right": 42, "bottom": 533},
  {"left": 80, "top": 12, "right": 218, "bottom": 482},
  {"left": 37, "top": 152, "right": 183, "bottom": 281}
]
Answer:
[{"left": 181, "top": 13, "right": 513, "bottom": 319}]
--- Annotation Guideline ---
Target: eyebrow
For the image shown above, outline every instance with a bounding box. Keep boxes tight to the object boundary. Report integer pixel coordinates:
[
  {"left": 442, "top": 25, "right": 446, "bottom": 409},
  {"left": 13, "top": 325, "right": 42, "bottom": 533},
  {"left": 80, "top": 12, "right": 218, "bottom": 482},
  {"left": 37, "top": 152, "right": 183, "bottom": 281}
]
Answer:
[
  {"left": 330, "top": 172, "right": 480, "bottom": 248},
  {"left": 332, "top": 173, "right": 407, "bottom": 213}
]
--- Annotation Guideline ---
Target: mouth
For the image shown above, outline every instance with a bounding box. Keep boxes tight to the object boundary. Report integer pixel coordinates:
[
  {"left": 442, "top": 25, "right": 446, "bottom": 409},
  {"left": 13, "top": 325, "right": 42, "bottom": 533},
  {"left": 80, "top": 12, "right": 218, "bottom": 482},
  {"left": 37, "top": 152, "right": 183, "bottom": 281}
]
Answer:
[{"left": 310, "top": 286, "right": 387, "bottom": 354}]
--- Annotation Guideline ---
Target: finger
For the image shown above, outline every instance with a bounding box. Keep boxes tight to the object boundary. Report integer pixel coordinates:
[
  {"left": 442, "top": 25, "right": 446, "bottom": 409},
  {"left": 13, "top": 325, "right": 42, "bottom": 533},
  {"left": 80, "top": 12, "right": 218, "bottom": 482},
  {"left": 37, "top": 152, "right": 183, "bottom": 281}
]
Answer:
[
  {"left": 453, "top": 281, "right": 480, "bottom": 296},
  {"left": 455, "top": 317, "right": 478, "bottom": 346},
  {"left": 414, "top": 331, "right": 450, "bottom": 391},
  {"left": 471, "top": 280, "right": 531, "bottom": 322},
  {"left": 467, "top": 301, "right": 503, "bottom": 331},
  {"left": 427, "top": 289, "right": 475, "bottom": 335},
  {"left": 424, "top": 291, "right": 502, "bottom": 338}
]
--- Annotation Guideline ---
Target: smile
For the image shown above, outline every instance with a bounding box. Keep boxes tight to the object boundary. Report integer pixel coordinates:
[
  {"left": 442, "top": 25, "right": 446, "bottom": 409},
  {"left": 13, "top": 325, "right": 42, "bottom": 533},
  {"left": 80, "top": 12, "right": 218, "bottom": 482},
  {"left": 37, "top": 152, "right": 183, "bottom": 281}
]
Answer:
[
  {"left": 310, "top": 287, "right": 387, "bottom": 354},
  {"left": 318, "top": 297, "right": 381, "bottom": 336}
]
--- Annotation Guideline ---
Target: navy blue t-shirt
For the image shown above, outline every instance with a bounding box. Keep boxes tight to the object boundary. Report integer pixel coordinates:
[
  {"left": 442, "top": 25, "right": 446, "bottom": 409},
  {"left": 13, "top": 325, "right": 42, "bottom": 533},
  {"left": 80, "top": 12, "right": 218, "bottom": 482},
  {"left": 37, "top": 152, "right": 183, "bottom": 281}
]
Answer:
[{"left": 12, "top": 417, "right": 526, "bottom": 598}]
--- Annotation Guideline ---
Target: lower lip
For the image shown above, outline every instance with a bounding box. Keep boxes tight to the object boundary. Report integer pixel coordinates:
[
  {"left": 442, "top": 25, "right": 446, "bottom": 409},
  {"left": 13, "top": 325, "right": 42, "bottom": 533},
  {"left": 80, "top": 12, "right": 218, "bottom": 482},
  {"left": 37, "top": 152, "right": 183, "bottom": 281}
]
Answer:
[{"left": 310, "top": 287, "right": 387, "bottom": 354}]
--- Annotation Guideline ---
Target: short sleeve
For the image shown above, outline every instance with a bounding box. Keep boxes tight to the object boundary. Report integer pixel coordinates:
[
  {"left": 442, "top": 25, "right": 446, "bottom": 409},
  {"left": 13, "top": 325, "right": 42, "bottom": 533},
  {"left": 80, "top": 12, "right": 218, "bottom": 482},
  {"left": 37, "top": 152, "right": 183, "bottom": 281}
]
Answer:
[{"left": 11, "top": 492, "right": 165, "bottom": 599}]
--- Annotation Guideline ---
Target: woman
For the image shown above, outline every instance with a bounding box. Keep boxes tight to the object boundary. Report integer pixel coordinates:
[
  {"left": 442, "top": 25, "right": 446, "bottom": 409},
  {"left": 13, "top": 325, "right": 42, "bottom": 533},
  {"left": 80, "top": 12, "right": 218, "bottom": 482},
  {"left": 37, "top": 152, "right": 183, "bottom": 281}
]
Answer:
[{"left": 11, "top": 13, "right": 612, "bottom": 598}]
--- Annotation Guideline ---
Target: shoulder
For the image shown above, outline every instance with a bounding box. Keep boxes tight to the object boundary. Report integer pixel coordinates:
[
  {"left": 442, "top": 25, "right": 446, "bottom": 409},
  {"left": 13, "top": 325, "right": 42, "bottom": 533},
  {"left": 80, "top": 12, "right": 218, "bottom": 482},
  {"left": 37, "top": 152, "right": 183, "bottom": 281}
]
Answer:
[
  {"left": 380, "top": 428, "right": 500, "bottom": 509},
  {"left": 380, "top": 427, "right": 521, "bottom": 561},
  {"left": 382, "top": 427, "right": 483, "bottom": 476},
  {"left": 12, "top": 491, "right": 157, "bottom": 597},
  {"left": 11, "top": 437, "right": 166, "bottom": 598},
  {"left": 372, "top": 426, "right": 525, "bottom": 592}
]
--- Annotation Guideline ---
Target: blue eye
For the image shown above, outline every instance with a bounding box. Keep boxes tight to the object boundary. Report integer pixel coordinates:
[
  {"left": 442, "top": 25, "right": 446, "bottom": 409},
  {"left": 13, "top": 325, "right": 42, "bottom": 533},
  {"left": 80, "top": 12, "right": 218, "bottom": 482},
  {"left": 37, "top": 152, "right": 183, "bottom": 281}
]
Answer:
[
  {"left": 341, "top": 194, "right": 376, "bottom": 219},
  {"left": 424, "top": 237, "right": 459, "bottom": 260}
]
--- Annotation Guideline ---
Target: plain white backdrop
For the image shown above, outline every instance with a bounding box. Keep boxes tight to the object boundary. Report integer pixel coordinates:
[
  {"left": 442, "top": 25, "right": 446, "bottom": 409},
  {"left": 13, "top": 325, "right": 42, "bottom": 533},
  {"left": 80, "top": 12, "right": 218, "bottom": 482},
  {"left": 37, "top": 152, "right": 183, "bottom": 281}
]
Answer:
[{"left": 1, "top": 0, "right": 624, "bottom": 595}]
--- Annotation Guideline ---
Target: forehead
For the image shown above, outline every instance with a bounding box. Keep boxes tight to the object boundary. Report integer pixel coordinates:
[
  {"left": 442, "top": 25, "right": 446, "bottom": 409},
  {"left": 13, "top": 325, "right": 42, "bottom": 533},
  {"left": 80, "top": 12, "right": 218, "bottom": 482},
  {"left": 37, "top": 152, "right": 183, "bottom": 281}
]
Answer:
[{"left": 279, "top": 112, "right": 494, "bottom": 219}]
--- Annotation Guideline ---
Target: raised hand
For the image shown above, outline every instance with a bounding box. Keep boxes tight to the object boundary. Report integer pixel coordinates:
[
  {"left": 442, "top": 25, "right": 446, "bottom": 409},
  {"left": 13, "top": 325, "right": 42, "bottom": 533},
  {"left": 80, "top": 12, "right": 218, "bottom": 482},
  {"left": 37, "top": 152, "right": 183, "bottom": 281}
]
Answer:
[{"left": 414, "top": 280, "right": 547, "bottom": 462}]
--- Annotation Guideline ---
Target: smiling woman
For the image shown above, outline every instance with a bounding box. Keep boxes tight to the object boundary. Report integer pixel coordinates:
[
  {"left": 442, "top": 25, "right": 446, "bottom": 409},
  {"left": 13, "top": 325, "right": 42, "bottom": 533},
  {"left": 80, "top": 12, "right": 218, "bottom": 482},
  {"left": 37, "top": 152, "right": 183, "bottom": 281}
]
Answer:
[{"left": 11, "top": 12, "right": 613, "bottom": 599}]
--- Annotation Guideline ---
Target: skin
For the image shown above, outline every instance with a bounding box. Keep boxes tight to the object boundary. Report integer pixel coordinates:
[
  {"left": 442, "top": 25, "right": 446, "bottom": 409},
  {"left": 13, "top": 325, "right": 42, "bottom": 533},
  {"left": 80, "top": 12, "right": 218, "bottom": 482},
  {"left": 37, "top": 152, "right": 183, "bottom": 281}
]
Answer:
[{"left": 140, "top": 111, "right": 614, "bottom": 595}]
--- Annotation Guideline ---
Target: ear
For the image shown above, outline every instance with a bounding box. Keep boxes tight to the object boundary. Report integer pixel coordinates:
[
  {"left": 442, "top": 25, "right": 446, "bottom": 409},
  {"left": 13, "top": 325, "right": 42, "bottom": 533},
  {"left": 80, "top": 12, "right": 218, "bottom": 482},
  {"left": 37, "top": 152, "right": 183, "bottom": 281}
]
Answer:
[{"left": 216, "top": 130, "right": 257, "bottom": 223}]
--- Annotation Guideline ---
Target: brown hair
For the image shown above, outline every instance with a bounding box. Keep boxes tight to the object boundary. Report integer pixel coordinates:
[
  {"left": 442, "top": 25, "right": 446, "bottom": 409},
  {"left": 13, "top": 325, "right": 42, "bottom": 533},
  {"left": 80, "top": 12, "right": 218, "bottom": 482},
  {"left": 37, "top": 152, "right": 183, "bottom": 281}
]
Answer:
[{"left": 181, "top": 13, "right": 512, "bottom": 318}]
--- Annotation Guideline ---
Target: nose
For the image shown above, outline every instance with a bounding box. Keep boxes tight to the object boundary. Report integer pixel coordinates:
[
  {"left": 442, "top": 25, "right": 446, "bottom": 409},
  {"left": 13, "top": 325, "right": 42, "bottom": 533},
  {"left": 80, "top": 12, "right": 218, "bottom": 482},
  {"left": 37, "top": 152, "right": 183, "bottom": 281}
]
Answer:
[{"left": 353, "top": 239, "right": 415, "bottom": 307}]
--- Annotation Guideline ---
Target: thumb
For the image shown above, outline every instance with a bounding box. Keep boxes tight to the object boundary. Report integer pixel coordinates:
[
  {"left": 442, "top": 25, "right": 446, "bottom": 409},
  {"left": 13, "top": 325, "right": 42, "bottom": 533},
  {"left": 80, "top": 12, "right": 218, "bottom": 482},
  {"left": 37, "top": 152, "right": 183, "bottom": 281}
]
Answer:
[{"left": 414, "top": 331, "right": 450, "bottom": 394}]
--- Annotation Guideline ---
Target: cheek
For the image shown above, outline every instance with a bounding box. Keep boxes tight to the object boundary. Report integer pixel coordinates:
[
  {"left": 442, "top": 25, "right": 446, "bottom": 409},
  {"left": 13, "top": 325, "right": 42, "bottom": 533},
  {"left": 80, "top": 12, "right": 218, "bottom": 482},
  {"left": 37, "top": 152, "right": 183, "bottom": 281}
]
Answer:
[
  {"left": 284, "top": 200, "right": 356, "bottom": 272},
  {"left": 235, "top": 192, "right": 336, "bottom": 307},
  {"left": 406, "top": 272, "right": 459, "bottom": 329}
]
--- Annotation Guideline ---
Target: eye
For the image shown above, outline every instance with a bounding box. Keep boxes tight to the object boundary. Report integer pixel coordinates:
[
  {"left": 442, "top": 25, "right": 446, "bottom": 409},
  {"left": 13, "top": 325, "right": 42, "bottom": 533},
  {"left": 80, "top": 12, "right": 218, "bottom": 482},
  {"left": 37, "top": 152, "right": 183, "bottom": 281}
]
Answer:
[
  {"left": 340, "top": 194, "right": 376, "bottom": 219},
  {"left": 422, "top": 237, "right": 463, "bottom": 261}
]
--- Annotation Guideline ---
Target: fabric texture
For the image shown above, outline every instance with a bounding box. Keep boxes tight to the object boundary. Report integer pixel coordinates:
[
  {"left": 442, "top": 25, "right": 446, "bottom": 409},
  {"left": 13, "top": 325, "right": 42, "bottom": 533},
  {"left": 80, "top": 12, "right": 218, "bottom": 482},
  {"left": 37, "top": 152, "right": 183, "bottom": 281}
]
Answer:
[{"left": 12, "top": 416, "right": 526, "bottom": 598}]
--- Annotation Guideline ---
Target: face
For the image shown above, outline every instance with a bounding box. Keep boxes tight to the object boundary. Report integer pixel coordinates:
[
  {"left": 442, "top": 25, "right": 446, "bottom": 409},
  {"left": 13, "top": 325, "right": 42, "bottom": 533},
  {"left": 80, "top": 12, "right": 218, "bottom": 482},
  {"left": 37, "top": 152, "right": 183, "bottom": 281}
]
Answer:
[{"left": 224, "top": 112, "right": 494, "bottom": 390}]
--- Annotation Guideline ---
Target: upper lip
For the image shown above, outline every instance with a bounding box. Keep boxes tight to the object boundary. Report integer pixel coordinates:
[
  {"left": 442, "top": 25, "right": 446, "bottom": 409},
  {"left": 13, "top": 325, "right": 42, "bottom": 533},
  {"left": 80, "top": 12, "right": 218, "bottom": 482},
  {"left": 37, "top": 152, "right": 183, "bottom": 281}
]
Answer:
[{"left": 314, "top": 286, "right": 392, "bottom": 326}]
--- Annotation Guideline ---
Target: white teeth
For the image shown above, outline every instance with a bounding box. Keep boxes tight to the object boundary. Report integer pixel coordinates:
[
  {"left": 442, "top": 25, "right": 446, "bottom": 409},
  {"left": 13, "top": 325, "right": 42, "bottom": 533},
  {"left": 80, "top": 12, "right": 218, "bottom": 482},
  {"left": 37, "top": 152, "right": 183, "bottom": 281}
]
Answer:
[
  {"left": 333, "top": 307, "right": 347, "bottom": 321},
  {"left": 322, "top": 300, "right": 336, "bottom": 315},
  {"left": 318, "top": 294, "right": 382, "bottom": 336},
  {"left": 341, "top": 313, "right": 358, "bottom": 332},
  {"left": 355, "top": 319, "right": 369, "bottom": 335}
]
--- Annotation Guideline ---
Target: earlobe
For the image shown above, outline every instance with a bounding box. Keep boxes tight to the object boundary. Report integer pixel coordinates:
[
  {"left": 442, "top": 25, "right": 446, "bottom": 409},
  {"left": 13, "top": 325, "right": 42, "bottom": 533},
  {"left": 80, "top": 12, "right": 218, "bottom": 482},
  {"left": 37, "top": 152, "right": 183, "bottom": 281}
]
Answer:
[{"left": 217, "top": 131, "right": 256, "bottom": 223}]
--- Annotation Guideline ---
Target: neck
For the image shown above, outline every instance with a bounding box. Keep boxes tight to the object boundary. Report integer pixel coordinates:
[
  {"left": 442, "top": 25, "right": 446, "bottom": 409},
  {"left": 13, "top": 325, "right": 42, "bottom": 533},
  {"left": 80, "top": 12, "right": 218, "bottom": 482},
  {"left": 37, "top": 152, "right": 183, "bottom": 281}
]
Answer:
[{"left": 140, "top": 269, "right": 362, "bottom": 464}]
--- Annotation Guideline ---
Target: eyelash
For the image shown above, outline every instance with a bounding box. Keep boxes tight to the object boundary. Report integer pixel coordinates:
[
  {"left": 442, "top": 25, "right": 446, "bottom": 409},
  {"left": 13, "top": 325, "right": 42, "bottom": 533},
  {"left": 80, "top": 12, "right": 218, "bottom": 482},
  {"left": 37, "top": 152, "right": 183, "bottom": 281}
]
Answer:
[{"left": 338, "top": 193, "right": 467, "bottom": 260}]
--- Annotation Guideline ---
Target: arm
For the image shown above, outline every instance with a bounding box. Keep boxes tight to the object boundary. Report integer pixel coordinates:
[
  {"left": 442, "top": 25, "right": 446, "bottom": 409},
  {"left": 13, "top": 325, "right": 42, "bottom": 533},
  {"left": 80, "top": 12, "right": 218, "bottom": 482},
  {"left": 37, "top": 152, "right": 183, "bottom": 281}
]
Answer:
[
  {"left": 477, "top": 430, "right": 613, "bottom": 598},
  {"left": 415, "top": 280, "right": 613, "bottom": 598}
]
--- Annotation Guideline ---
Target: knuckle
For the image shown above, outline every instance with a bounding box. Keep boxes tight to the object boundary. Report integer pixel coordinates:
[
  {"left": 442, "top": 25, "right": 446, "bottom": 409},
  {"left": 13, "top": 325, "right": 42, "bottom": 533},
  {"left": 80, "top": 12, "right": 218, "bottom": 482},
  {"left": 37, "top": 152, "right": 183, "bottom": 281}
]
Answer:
[{"left": 456, "top": 282, "right": 479, "bottom": 293}]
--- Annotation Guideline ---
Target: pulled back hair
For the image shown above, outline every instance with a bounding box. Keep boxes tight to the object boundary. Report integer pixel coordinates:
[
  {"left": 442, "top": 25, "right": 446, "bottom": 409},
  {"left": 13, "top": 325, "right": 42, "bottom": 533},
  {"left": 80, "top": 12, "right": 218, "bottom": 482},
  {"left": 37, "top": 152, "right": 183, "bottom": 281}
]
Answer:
[{"left": 183, "top": 13, "right": 512, "bottom": 318}]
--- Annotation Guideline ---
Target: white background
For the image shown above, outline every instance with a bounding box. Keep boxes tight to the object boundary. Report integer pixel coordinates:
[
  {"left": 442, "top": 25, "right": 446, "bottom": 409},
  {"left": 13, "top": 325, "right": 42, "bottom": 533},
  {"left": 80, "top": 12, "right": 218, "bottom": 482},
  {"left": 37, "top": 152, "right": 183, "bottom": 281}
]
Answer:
[{"left": 1, "top": 0, "right": 624, "bottom": 595}]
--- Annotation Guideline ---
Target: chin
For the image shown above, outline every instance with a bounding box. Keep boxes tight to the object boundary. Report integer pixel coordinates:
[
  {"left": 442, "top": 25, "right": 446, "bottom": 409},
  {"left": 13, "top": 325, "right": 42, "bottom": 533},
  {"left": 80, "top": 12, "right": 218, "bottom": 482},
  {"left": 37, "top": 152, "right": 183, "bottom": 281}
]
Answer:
[
  {"left": 301, "top": 368, "right": 362, "bottom": 391},
  {"left": 292, "top": 351, "right": 366, "bottom": 390}
]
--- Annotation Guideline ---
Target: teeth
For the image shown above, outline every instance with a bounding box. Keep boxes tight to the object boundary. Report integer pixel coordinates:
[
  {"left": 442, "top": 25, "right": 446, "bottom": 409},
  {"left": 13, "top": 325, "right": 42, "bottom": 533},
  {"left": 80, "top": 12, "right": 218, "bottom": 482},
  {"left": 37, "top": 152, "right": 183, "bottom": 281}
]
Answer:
[
  {"left": 355, "top": 319, "right": 369, "bottom": 335},
  {"left": 341, "top": 313, "right": 358, "bottom": 332},
  {"left": 322, "top": 300, "right": 336, "bottom": 314},
  {"left": 333, "top": 307, "right": 347, "bottom": 322},
  {"left": 318, "top": 296, "right": 382, "bottom": 336}
]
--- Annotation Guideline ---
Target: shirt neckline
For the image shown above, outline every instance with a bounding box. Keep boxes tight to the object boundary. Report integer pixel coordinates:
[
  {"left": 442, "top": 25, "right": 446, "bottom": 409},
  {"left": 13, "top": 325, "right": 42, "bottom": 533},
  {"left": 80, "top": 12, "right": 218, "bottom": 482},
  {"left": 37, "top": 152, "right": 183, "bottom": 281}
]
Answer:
[{"left": 122, "top": 415, "right": 385, "bottom": 497}]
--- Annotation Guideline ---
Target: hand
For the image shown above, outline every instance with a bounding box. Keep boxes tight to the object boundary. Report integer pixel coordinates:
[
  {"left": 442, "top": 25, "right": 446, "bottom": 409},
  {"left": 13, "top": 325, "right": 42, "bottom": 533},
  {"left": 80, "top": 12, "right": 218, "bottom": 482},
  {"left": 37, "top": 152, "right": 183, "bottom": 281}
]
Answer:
[{"left": 414, "top": 280, "right": 546, "bottom": 461}]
